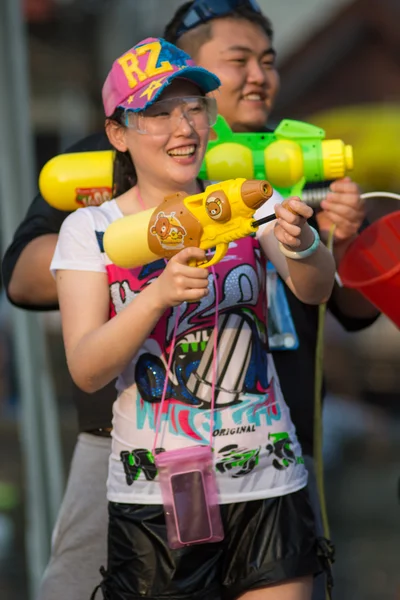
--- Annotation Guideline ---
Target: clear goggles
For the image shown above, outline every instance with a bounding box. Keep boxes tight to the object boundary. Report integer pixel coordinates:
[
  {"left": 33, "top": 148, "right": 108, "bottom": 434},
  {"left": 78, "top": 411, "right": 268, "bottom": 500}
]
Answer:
[
  {"left": 124, "top": 96, "right": 218, "bottom": 136},
  {"left": 175, "top": 0, "right": 262, "bottom": 38}
]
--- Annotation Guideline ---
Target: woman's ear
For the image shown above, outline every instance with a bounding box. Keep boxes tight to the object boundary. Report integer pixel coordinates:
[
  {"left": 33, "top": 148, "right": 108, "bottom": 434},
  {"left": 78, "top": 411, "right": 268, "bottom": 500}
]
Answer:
[{"left": 105, "top": 119, "right": 128, "bottom": 152}]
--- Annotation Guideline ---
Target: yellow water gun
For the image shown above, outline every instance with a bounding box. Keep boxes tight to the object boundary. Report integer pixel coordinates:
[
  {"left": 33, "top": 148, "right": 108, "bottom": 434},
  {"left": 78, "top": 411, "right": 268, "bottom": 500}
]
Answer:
[{"left": 104, "top": 178, "right": 273, "bottom": 269}]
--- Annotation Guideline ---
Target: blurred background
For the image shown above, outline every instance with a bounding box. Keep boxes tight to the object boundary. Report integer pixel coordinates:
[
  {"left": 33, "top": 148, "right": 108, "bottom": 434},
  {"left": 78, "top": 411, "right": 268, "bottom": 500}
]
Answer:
[{"left": 0, "top": 0, "right": 399, "bottom": 598}]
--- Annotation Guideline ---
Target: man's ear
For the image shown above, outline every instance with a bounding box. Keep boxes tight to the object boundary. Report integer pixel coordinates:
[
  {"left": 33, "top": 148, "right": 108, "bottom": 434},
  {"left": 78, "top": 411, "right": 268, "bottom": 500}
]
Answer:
[{"left": 105, "top": 119, "right": 128, "bottom": 152}]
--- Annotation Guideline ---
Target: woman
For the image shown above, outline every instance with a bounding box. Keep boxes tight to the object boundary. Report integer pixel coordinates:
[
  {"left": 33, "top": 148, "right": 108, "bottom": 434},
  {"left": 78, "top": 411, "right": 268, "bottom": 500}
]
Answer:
[{"left": 51, "top": 37, "right": 335, "bottom": 600}]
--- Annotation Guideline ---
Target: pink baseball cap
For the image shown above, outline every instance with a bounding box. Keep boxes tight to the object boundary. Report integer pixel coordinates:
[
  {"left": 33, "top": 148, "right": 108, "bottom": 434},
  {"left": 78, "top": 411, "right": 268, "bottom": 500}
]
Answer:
[{"left": 102, "top": 37, "right": 220, "bottom": 117}]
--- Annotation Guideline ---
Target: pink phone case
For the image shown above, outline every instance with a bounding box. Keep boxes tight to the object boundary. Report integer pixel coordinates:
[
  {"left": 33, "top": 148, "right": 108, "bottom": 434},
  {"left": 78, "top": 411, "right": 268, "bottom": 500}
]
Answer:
[{"left": 155, "top": 445, "right": 224, "bottom": 549}]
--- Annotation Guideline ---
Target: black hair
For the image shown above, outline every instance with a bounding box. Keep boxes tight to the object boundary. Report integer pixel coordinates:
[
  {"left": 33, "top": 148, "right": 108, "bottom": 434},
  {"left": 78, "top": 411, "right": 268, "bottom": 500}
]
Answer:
[
  {"left": 163, "top": 1, "right": 274, "bottom": 59},
  {"left": 107, "top": 108, "right": 137, "bottom": 197}
]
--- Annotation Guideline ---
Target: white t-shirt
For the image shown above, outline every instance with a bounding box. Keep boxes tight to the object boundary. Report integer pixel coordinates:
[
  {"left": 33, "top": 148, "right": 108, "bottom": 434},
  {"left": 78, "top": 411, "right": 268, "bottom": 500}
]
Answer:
[{"left": 51, "top": 197, "right": 307, "bottom": 505}]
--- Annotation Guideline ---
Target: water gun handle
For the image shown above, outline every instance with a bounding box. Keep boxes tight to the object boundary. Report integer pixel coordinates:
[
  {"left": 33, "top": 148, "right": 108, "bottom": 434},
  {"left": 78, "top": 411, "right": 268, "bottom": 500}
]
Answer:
[{"left": 188, "top": 243, "right": 229, "bottom": 269}]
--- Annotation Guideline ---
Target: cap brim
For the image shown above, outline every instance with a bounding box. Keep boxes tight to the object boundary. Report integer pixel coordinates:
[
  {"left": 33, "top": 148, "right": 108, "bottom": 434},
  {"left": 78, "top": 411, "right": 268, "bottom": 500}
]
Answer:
[{"left": 118, "top": 66, "right": 220, "bottom": 113}]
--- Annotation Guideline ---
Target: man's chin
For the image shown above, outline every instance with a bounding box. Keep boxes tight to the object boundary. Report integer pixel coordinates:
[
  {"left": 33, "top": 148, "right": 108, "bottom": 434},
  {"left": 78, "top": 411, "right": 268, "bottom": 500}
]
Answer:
[{"left": 232, "top": 114, "right": 269, "bottom": 132}]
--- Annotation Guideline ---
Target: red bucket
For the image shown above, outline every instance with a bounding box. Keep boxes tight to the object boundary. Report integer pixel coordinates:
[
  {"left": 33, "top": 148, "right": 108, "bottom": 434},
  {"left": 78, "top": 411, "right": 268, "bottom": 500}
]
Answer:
[{"left": 338, "top": 211, "right": 400, "bottom": 328}]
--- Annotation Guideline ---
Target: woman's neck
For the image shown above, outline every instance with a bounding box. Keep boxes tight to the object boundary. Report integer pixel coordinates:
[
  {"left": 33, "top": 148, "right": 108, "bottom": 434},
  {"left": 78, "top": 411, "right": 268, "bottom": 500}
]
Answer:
[
  {"left": 116, "top": 177, "right": 201, "bottom": 216},
  {"left": 134, "top": 177, "right": 201, "bottom": 209}
]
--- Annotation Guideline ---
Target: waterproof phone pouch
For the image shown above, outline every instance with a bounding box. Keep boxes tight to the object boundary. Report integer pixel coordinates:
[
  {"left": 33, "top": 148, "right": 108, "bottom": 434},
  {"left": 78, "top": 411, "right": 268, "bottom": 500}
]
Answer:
[{"left": 155, "top": 445, "right": 224, "bottom": 549}]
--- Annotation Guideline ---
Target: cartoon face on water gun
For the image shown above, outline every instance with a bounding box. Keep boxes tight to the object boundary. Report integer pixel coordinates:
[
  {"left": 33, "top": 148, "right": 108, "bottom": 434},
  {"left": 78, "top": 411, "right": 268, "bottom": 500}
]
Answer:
[
  {"left": 103, "top": 178, "right": 273, "bottom": 269},
  {"left": 38, "top": 116, "right": 354, "bottom": 212},
  {"left": 150, "top": 212, "right": 187, "bottom": 250}
]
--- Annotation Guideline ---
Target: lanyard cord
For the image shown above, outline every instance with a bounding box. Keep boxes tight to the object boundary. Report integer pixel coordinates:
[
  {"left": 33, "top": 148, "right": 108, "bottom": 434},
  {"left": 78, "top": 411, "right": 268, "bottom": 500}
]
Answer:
[{"left": 134, "top": 187, "right": 219, "bottom": 454}]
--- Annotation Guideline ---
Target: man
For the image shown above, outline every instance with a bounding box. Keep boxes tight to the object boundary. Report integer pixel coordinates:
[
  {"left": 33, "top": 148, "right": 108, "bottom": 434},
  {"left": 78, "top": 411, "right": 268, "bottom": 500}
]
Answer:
[
  {"left": 2, "top": 1, "right": 379, "bottom": 599},
  {"left": 163, "top": 3, "right": 379, "bottom": 598}
]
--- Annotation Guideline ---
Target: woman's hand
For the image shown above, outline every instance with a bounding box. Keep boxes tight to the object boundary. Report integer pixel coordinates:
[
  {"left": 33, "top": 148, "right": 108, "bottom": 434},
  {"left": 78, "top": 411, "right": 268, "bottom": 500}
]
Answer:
[
  {"left": 274, "top": 198, "right": 314, "bottom": 250},
  {"left": 153, "top": 246, "right": 210, "bottom": 309}
]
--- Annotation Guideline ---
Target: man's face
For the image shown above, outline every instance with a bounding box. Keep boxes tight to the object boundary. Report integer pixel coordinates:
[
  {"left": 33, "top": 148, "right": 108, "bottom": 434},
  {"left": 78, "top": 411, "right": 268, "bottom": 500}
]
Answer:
[{"left": 196, "top": 18, "right": 280, "bottom": 132}]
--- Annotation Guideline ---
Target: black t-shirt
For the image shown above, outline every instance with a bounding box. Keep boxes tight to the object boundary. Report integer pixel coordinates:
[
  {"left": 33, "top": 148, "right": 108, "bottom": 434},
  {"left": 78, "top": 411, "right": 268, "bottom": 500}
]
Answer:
[{"left": 1, "top": 131, "right": 378, "bottom": 451}]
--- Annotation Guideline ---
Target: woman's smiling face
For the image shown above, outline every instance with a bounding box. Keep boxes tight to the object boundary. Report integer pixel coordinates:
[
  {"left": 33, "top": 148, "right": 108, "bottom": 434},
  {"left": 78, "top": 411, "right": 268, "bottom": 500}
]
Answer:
[{"left": 109, "top": 79, "right": 212, "bottom": 190}]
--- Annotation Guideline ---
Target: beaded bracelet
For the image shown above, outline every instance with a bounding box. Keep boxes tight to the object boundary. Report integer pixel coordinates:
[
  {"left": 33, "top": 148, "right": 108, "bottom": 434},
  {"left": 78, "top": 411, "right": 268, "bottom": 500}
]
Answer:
[{"left": 278, "top": 226, "right": 320, "bottom": 260}]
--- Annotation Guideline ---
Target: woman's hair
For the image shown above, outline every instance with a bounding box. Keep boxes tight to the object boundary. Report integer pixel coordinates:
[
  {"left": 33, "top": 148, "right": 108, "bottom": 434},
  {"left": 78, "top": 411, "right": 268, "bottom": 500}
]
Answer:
[{"left": 107, "top": 108, "right": 138, "bottom": 197}]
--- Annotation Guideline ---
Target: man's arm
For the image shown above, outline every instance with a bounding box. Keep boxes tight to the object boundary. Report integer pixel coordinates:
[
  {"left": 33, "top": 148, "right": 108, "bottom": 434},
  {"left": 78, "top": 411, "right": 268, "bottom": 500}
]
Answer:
[
  {"left": 1, "top": 132, "right": 112, "bottom": 311},
  {"left": 6, "top": 234, "right": 59, "bottom": 309},
  {"left": 2, "top": 194, "right": 66, "bottom": 310}
]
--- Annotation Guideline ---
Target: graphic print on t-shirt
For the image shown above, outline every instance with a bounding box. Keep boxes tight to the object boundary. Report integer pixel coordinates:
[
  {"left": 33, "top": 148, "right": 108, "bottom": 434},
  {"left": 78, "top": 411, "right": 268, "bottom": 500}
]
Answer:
[
  {"left": 100, "top": 232, "right": 305, "bottom": 500},
  {"left": 118, "top": 431, "right": 305, "bottom": 485},
  {"left": 107, "top": 237, "right": 279, "bottom": 432}
]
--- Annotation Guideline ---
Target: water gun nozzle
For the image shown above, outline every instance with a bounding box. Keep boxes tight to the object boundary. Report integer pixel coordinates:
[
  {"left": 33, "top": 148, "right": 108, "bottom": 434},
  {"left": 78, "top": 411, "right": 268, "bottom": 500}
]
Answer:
[
  {"left": 322, "top": 139, "right": 354, "bottom": 180},
  {"left": 345, "top": 145, "right": 354, "bottom": 171},
  {"left": 241, "top": 180, "right": 273, "bottom": 209}
]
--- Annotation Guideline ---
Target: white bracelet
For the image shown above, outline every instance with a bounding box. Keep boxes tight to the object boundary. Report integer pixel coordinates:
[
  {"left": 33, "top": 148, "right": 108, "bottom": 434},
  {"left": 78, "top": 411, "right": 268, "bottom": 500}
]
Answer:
[{"left": 278, "top": 226, "right": 320, "bottom": 260}]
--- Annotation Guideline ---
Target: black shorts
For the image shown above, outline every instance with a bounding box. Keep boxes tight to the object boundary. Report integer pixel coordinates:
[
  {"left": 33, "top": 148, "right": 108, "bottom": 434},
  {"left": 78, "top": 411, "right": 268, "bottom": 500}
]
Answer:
[{"left": 96, "top": 488, "right": 325, "bottom": 600}]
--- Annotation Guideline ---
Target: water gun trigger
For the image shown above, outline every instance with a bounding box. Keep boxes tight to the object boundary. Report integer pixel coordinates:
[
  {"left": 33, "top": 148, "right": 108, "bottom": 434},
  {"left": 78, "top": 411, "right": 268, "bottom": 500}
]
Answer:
[{"left": 188, "top": 243, "right": 228, "bottom": 269}]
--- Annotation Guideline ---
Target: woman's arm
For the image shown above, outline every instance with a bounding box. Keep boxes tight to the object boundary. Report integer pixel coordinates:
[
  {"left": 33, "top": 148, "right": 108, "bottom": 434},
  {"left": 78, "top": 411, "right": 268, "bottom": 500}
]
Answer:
[
  {"left": 56, "top": 246, "right": 209, "bottom": 394},
  {"left": 258, "top": 198, "right": 335, "bottom": 305}
]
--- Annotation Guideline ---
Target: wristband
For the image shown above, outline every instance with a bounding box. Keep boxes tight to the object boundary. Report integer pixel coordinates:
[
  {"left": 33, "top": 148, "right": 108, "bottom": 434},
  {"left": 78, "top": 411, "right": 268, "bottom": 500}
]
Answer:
[{"left": 278, "top": 226, "right": 320, "bottom": 260}]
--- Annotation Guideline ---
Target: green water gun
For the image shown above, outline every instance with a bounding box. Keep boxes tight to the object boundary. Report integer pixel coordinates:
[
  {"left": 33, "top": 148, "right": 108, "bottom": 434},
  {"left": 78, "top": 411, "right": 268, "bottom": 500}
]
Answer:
[{"left": 199, "top": 115, "right": 354, "bottom": 199}]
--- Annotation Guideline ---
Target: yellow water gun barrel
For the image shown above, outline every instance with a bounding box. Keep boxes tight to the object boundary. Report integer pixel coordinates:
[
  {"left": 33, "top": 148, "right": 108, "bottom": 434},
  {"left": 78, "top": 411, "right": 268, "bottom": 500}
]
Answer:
[
  {"left": 103, "top": 178, "right": 273, "bottom": 270},
  {"left": 39, "top": 150, "right": 114, "bottom": 211}
]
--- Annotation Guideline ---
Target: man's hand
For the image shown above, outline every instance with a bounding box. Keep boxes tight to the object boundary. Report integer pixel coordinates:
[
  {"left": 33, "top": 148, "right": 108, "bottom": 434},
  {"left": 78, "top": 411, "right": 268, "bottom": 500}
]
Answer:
[
  {"left": 317, "top": 176, "right": 365, "bottom": 245},
  {"left": 316, "top": 176, "right": 379, "bottom": 320}
]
